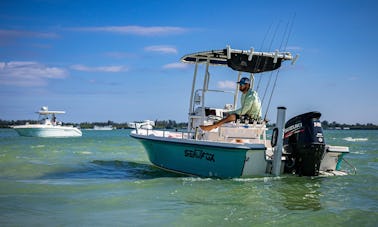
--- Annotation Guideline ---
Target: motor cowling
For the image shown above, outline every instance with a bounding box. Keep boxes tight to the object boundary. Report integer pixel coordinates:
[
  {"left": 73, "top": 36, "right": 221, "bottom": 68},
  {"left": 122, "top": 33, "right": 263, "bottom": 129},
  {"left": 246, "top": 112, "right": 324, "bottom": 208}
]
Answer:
[{"left": 283, "top": 111, "right": 325, "bottom": 176}]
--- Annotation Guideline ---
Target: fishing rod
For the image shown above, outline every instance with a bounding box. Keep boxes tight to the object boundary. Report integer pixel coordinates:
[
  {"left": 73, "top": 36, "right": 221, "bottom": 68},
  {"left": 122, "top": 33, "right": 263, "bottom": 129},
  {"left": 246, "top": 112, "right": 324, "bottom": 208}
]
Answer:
[
  {"left": 264, "top": 14, "right": 296, "bottom": 121},
  {"left": 255, "top": 21, "right": 274, "bottom": 93},
  {"left": 260, "top": 21, "right": 282, "bottom": 107}
]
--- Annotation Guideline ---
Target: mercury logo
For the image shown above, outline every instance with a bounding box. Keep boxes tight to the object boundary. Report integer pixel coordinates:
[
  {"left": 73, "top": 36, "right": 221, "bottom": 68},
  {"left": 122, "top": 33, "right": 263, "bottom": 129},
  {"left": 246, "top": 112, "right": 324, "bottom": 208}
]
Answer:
[{"left": 284, "top": 123, "right": 302, "bottom": 133}]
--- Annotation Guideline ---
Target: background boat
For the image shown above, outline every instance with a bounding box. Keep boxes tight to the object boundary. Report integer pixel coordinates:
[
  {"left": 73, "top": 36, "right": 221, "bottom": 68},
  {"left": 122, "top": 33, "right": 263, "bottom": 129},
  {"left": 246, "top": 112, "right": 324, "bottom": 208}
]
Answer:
[
  {"left": 127, "top": 120, "right": 155, "bottom": 130},
  {"left": 93, "top": 125, "right": 115, "bottom": 130},
  {"left": 11, "top": 106, "right": 82, "bottom": 138}
]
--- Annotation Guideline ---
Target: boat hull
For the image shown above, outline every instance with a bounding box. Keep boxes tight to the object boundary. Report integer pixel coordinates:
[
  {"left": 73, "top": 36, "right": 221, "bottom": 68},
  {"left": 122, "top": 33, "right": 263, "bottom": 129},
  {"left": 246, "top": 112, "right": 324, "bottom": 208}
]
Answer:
[
  {"left": 12, "top": 125, "right": 82, "bottom": 137},
  {"left": 131, "top": 132, "right": 267, "bottom": 178}
]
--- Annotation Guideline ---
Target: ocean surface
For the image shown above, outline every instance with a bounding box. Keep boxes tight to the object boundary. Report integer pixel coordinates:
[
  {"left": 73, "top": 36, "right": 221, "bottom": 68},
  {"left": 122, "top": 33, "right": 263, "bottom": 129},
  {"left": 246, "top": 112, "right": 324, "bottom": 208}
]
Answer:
[{"left": 0, "top": 129, "right": 377, "bottom": 226}]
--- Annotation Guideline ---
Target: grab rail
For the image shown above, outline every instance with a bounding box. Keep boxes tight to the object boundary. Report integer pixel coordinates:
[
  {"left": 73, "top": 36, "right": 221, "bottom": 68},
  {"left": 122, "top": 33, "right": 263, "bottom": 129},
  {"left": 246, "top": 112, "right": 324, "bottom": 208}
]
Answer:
[{"left": 134, "top": 128, "right": 194, "bottom": 140}]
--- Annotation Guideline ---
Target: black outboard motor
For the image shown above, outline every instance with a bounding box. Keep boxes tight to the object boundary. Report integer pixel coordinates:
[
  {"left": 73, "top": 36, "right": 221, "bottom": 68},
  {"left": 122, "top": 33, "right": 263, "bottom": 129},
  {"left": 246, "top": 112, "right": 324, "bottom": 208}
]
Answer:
[{"left": 283, "top": 112, "right": 325, "bottom": 176}]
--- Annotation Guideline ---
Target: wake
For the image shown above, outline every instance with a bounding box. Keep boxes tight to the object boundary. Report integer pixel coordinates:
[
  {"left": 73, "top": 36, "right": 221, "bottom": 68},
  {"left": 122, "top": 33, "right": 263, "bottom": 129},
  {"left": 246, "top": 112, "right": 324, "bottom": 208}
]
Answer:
[{"left": 343, "top": 137, "right": 368, "bottom": 142}]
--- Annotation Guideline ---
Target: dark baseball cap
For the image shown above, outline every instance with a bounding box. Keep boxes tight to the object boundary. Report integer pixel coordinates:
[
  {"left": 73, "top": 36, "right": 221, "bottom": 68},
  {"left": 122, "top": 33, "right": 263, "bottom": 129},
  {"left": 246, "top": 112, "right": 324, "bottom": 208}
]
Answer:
[{"left": 237, "top": 77, "right": 250, "bottom": 85}]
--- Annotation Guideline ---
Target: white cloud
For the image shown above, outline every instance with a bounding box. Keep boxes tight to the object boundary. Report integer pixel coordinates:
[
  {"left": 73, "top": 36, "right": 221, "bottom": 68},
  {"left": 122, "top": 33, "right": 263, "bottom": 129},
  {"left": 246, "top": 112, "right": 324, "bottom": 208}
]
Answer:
[
  {"left": 162, "top": 62, "right": 188, "bottom": 69},
  {"left": 0, "top": 29, "right": 59, "bottom": 39},
  {"left": 144, "top": 45, "right": 178, "bottom": 54},
  {"left": 71, "top": 26, "right": 188, "bottom": 36},
  {"left": 0, "top": 61, "right": 67, "bottom": 87},
  {"left": 217, "top": 80, "right": 236, "bottom": 89},
  {"left": 70, "top": 64, "right": 128, "bottom": 72},
  {"left": 285, "top": 46, "right": 303, "bottom": 51}
]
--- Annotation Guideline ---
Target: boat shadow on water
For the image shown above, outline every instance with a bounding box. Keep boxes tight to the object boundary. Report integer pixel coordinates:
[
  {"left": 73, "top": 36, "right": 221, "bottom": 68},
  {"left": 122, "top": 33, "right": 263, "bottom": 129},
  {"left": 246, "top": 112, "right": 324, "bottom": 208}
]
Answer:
[{"left": 43, "top": 160, "right": 184, "bottom": 180}]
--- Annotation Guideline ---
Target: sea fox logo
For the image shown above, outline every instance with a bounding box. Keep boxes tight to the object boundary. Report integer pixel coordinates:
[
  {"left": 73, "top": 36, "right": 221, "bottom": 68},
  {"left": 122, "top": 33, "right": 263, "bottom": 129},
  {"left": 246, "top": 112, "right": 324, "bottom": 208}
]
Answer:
[{"left": 184, "top": 149, "right": 215, "bottom": 162}]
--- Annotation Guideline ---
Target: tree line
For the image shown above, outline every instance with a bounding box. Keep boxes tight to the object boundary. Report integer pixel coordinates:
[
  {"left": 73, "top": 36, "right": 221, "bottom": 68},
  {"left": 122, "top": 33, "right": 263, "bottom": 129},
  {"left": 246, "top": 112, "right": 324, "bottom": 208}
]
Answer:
[
  {"left": 1, "top": 119, "right": 377, "bottom": 130},
  {"left": 320, "top": 120, "right": 378, "bottom": 130},
  {"left": 266, "top": 120, "right": 378, "bottom": 130},
  {"left": 0, "top": 119, "right": 187, "bottom": 129}
]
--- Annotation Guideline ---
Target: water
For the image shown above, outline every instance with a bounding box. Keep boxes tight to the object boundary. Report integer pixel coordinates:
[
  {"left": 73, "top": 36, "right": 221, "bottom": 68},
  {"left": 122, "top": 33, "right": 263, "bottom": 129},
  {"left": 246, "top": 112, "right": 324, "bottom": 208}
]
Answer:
[{"left": 0, "top": 129, "right": 377, "bottom": 226}]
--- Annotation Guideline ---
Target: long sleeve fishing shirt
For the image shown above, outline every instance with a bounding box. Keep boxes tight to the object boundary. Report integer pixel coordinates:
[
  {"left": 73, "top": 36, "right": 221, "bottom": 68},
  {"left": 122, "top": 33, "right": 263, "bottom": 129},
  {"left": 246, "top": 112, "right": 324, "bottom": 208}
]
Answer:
[{"left": 228, "top": 89, "right": 262, "bottom": 120}]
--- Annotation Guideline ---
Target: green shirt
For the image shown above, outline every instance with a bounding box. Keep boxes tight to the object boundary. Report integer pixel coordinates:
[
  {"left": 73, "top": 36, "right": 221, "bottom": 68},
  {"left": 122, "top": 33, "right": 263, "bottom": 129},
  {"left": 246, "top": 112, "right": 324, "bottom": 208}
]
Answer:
[{"left": 229, "top": 89, "right": 262, "bottom": 120}]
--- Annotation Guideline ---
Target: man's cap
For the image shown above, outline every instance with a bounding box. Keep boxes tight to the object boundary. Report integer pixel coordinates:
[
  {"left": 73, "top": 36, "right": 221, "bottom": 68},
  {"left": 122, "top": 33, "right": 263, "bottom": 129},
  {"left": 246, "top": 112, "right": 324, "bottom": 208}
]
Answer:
[{"left": 237, "top": 77, "right": 250, "bottom": 85}]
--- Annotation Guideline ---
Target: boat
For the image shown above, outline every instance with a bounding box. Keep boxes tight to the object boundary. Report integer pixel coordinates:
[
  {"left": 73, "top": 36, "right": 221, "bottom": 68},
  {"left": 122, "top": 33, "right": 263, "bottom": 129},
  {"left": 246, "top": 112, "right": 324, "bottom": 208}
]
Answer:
[
  {"left": 128, "top": 120, "right": 155, "bottom": 130},
  {"left": 130, "top": 46, "right": 354, "bottom": 178},
  {"left": 93, "top": 125, "right": 115, "bottom": 130},
  {"left": 11, "top": 106, "right": 82, "bottom": 137}
]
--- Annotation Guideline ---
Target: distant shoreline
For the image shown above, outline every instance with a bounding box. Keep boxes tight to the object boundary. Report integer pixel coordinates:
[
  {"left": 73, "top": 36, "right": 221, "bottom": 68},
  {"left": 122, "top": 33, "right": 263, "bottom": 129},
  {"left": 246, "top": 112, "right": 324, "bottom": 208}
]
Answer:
[
  {"left": 0, "top": 119, "right": 187, "bottom": 130},
  {"left": 1, "top": 119, "right": 377, "bottom": 130}
]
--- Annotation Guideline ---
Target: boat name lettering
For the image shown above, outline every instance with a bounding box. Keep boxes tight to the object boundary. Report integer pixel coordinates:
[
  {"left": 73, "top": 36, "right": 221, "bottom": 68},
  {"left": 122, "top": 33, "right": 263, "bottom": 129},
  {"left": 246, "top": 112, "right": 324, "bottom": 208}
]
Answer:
[{"left": 184, "top": 149, "right": 215, "bottom": 162}]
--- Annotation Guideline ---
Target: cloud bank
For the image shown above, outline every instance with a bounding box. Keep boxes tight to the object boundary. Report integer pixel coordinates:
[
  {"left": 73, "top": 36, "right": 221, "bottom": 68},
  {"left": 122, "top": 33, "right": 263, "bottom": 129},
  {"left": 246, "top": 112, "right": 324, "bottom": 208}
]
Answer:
[
  {"left": 0, "top": 29, "right": 59, "bottom": 39},
  {"left": 162, "top": 62, "right": 188, "bottom": 69},
  {"left": 144, "top": 45, "right": 178, "bottom": 54},
  {"left": 70, "top": 64, "right": 128, "bottom": 72},
  {"left": 217, "top": 80, "right": 236, "bottom": 89},
  {"left": 0, "top": 61, "right": 67, "bottom": 87},
  {"left": 71, "top": 26, "right": 188, "bottom": 36}
]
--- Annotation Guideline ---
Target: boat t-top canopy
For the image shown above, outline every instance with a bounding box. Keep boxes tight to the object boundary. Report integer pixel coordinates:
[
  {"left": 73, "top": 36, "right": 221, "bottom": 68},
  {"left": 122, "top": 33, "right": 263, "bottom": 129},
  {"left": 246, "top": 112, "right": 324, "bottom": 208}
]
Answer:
[
  {"left": 180, "top": 45, "right": 296, "bottom": 73},
  {"left": 36, "top": 106, "right": 65, "bottom": 115}
]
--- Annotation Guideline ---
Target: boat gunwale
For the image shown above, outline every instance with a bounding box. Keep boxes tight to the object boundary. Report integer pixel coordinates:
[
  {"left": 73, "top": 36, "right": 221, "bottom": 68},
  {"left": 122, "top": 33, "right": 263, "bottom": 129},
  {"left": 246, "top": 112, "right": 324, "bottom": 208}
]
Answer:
[
  {"left": 130, "top": 130, "right": 267, "bottom": 151},
  {"left": 11, "top": 124, "right": 77, "bottom": 128}
]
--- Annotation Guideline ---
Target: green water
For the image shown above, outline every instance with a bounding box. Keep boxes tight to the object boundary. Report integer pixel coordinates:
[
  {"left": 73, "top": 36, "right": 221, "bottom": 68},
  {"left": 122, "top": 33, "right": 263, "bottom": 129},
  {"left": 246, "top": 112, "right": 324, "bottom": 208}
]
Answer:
[{"left": 0, "top": 129, "right": 377, "bottom": 226}]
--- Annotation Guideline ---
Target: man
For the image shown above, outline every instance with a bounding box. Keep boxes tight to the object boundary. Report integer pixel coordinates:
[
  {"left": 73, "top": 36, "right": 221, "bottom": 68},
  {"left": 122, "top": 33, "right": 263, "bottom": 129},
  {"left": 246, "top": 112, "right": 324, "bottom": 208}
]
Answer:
[{"left": 200, "top": 77, "right": 262, "bottom": 131}]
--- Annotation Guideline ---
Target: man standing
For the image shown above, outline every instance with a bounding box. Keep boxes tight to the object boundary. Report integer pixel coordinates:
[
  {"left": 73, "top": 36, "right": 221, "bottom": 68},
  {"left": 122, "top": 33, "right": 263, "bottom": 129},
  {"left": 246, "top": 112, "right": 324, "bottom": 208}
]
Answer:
[{"left": 200, "top": 77, "right": 261, "bottom": 131}]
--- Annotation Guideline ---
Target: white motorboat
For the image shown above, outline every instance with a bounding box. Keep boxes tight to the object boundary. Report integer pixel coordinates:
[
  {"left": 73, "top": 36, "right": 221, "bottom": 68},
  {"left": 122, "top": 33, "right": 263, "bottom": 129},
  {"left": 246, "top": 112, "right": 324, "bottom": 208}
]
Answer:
[
  {"left": 11, "top": 106, "right": 82, "bottom": 137},
  {"left": 93, "top": 125, "right": 114, "bottom": 130},
  {"left": 130, "top": 46, "right": 354, "bottom": 178},
  {"left": 128, "top": 120, "right": 155, "bottom": 130}
]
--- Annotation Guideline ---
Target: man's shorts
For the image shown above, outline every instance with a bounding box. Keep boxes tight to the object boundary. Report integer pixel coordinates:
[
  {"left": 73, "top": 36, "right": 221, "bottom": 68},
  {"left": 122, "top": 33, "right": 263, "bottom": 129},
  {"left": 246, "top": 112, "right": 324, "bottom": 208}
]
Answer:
[{"left": 235, "top": 114, "right": 259, "bottom": 123}]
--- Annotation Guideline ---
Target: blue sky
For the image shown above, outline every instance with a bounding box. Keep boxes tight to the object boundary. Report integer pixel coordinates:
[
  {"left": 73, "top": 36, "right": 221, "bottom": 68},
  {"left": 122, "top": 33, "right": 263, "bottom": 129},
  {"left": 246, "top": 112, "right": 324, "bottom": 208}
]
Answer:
[{"left": 1, "top": 0, "right": 377, "bottom": 124}]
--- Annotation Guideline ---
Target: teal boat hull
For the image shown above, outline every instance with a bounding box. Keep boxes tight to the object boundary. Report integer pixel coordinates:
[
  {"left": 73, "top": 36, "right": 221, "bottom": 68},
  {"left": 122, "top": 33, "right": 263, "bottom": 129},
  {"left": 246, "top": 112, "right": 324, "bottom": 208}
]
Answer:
[{"left": 131, "top": 133, "right": 267, "bottom": 178}]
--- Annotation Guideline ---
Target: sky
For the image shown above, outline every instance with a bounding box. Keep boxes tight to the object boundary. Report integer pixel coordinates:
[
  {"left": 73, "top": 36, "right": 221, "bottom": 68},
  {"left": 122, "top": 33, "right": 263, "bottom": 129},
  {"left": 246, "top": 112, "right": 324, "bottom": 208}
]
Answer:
[{"left": 1, "top": 0, "right": 377, "bottom": 124}]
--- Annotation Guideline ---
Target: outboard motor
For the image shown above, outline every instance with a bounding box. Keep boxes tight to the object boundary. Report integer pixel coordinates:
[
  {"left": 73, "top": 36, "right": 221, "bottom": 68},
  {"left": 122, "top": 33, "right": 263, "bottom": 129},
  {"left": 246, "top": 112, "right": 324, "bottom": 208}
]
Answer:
[{"left": 283, "top": 112, "right": 325, "bottom": 176}]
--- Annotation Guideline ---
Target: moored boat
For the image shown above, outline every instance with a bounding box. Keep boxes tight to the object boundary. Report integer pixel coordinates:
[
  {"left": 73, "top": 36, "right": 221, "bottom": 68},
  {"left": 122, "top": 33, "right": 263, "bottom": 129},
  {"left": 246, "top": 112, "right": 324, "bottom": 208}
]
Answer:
[
  {"left": 11, "top": 106, "right": 82, "bottom": 137},
  {"left": 128, "top": 120, "right": 155, "bottom": 130},
  {"left": 93, "top": 125, "right": 115, "bottom": 130}
]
